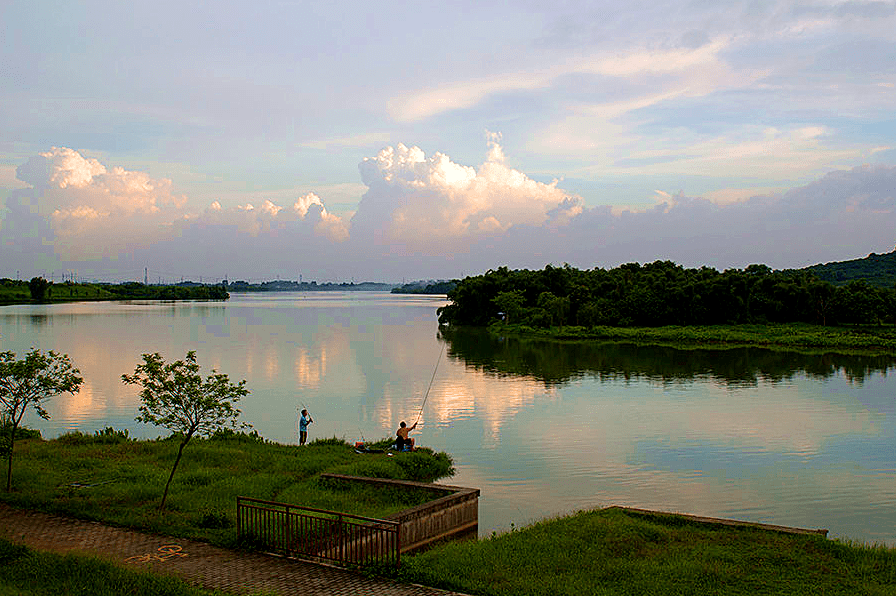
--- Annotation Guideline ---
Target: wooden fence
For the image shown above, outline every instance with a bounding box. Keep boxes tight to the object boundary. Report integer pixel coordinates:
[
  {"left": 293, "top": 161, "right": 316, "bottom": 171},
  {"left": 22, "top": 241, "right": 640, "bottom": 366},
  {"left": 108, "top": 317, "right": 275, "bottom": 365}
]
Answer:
[{"left": 236, "top": 496, "right": 401, "bottom": 567}]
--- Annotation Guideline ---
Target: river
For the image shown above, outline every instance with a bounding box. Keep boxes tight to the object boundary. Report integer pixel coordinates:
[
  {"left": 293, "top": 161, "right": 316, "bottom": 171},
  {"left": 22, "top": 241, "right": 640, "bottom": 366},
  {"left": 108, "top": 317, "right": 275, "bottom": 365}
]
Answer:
[{"left": 1, "top": 292, "right": 894, "bottom": 545}]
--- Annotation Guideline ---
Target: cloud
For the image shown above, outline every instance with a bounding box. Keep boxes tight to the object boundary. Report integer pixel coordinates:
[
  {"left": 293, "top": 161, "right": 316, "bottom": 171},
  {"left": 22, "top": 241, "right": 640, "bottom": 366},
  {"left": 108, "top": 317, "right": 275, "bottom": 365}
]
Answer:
[
  {"left": 540, "top": 123, "right": 864, "bottom": 182},
  {"left": 16, "top": 147, "right": 107, "bottom": 190},
  {"left": 350, "top": 135, "right": 583, "bottom": 250},
  {"left": 2, "top": 141, "right": 894, "bottom": 282},
  {"left": 500, "top": 163, "right": 896, "bottom": 270},
  {"left": 3, "top": 148, "right": 349, "bottom": 272},
  {"left": 388, "top": 37, "right": 733, "bottom": 122}
]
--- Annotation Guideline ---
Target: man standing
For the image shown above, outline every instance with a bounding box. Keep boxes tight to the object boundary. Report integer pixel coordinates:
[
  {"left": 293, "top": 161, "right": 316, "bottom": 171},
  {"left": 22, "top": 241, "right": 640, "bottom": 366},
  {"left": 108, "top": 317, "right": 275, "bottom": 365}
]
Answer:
[{"left": 298, "top": 408, "right": 313, "bottom": 445}]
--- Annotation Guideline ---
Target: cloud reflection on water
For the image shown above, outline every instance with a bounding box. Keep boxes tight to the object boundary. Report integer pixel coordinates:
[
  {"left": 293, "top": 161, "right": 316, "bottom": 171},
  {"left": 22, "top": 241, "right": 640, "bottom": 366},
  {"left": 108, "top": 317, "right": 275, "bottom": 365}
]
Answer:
[{"left": 1, "top": 293, "right": 893, "bottom": 544}]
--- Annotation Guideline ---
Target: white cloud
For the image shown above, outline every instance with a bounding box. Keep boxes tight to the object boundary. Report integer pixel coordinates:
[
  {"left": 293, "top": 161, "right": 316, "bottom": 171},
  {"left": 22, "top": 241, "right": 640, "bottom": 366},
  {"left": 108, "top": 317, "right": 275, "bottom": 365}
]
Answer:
[
  {"left": 300, "top": 132, "right": 394, "bottom": 151},
  {"left": 701, "top": 187, "right": 783, "bottom": 205},
  {"left": 351, "top": 137, "right": 583, "bottom": 248},
  {"left": 388, "top": 37, "right": 734, "bottom": 123},
  {"left": 3, "top": 148, "right": 349, "bottom": 266},
  {"left": 17, "top": 147, "right": 107, "bottom": 190},
  {"left": 0, "top": 165, "right": 29, "bottom": 190},
  {"left": 2, "top": 142, "right": 894, "bottom": 281}
]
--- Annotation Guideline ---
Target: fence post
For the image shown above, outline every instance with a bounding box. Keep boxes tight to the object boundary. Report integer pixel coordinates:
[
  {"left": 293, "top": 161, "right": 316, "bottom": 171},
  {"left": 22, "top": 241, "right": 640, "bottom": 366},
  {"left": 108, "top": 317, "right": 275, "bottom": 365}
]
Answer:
[
  {"left": 338, "top": 513, "right": 344, "bottom": 563},
  {"left": 236, "top": 497, "right": 242, "bottom": 542},
  {"left": 285, "top": 503, "right": 291, "bottom": 556}
]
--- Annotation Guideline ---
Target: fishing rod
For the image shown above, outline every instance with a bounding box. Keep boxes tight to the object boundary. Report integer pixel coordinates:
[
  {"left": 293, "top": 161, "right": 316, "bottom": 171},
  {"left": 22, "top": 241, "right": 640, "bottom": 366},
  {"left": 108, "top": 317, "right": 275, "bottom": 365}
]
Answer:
[{"left": 413, "top": 343, "right": 445, "bottom": 426}]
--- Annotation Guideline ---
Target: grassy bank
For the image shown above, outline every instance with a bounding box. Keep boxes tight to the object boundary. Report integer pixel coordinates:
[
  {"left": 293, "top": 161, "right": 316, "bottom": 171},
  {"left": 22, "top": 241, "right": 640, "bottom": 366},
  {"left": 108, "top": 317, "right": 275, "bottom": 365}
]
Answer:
[
  {"left": 0, "top": 429, "right": 453, "bottom": 548},
  {"left": 0, "top": 538, "right": 235, "bottom": 596},
  {"left": 396, "top": 508, "right": 896, "bottom": 596},
  {"left": 4, "top": 429, "right": 895, "bottom": 595},
  {"left": 489, "top": 322, "right": 896, "bottom": 354}
]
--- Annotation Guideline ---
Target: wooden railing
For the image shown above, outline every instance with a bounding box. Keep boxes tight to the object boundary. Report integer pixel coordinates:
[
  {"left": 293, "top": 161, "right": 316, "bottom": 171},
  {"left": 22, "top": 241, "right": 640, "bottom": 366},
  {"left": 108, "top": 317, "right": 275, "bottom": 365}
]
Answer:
[{"left": 236, "top": 496, "right": 401, "bottom": 567}]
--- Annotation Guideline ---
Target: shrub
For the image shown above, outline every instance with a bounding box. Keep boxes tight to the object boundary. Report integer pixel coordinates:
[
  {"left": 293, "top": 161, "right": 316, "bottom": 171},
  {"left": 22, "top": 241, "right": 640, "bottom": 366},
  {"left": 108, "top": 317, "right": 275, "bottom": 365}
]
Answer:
[{"left": 57, "top": 427, "right": 131, "bottom": 445}]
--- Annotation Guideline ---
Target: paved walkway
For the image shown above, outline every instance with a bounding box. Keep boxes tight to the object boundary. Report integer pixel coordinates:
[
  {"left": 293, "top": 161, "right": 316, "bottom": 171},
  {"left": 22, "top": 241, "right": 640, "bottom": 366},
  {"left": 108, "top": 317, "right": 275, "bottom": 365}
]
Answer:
[{"left": 0, "top": 504, "right": 468, "bottom": 596}]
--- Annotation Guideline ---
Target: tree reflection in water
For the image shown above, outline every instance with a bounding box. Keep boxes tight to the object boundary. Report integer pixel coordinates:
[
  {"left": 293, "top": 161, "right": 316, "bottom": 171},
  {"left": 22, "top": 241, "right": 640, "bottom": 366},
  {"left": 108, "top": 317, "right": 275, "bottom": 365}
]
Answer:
[{"left": 439, "top": 327, "right": 896, "bottom": 387}]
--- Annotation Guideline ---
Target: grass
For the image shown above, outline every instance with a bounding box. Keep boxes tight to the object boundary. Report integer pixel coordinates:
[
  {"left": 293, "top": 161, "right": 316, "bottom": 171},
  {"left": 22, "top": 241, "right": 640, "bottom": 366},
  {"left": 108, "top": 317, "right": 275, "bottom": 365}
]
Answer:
[
  {"left": 0, "top": 538, "right": 243, "bottom": 596},
  {"left": 0, "top": 281, "right": 117, "bottom": 304},
  {"left": 0, "top": 538, "right": 230, "bottom": 596},
  {"left": 394, "top": 508, "right": 896, "bottom": 596},
  {"left": 491, "top": 322, "right": 896, "bottom": 355},
  {"left": 0, "top": 429, "right": 454, "bottom": 548},
  {"left": 4, "top": 428, "right": 895, "bottom": 595}
]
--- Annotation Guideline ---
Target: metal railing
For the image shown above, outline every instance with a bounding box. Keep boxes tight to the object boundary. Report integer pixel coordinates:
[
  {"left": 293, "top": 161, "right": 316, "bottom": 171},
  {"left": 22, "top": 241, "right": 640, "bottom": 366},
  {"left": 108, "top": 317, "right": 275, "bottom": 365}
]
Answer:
[{"left": 236, "top": 496, "right": 401, "bottom": 567}]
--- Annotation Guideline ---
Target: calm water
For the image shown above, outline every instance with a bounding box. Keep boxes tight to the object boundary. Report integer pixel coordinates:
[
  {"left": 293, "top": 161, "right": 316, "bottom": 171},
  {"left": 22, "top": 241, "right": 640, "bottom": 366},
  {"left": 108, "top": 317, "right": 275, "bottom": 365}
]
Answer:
[{"left": 1, "top": 292, "right": 894, "bottom": 545}]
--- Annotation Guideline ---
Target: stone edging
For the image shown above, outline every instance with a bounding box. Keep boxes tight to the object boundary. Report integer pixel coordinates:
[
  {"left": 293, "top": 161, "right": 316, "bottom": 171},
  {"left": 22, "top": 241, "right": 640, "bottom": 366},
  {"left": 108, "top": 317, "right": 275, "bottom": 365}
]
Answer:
[{"left": 609, "top": 506, "right": 829, "bottom": 536}]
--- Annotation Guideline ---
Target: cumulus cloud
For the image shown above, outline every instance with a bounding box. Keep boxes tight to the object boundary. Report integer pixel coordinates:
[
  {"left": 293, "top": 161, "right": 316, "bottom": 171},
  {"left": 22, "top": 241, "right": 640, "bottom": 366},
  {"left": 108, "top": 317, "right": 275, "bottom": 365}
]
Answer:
[
  {"left": 2, "top": 141, "right": 894, "bottom": 282},
  {"left": 3, "top": 148, "right": 349, "bottom": 273},
  {"left": 351, "top": 134, "right": 583, "bottom": 250},
  {"left": 9, "top": 148, "right": 188, "bottom": 260},
  {"left": 194, "top": 193, "right": 347, "bottom": 241}
]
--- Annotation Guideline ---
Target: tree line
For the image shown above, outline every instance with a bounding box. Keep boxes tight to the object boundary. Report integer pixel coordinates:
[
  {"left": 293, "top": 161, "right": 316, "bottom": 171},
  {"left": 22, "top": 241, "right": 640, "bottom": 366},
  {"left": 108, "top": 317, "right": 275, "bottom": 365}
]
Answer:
[
  {"left": 0, "top": 278, "right": 229, "bottom": 303},
  {"left": 437, "top": 261, "right": 896, "bottom": 329},
  {"left": 804, "top": 250, "right": 896, "bottom": 288}
]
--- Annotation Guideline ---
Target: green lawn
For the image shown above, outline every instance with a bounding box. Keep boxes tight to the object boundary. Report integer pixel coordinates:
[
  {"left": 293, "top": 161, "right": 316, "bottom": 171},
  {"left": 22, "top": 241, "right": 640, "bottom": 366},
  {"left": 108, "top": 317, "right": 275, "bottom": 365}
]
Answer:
[
  {"left": 397, "top": 508, "right": 896, "bottom": 596},
  {"left": 4, "top": 429, "right": 895, "bottom": 595},
  {"left": 1, "top": 429, "right": 453, "bottom": 548}
]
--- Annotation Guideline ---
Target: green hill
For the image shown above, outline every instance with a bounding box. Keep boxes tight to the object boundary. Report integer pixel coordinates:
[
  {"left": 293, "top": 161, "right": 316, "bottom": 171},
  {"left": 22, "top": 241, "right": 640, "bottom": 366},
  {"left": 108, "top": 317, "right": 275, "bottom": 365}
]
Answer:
[{"left": 802, "top": 250, "right": 896, "bottom": 288}]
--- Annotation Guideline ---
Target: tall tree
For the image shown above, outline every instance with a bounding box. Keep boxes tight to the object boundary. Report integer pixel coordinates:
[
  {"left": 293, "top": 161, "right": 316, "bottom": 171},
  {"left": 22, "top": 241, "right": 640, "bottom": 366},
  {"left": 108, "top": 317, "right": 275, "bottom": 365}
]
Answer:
[
  {"left": 122, "top": 351, "right": 249, "bottom": 512},
  {"left": 28, "top": 277, "right": 49, "bottom": 301},
  {"left": 0, "top": 349, "right": 83, "bottom": 491}
]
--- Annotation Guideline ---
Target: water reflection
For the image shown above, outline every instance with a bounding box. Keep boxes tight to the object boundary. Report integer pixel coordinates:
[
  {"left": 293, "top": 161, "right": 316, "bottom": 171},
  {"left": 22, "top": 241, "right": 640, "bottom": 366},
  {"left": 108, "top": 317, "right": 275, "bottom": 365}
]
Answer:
[
  {"left": 29, "top": 314, "right": 49, "bottom": 327},
  {"left": 440, "top": 327, "right": 896, "bottom": 386},
  {"left": 1, "top": 295, "right": 893, "bottom": 545}
]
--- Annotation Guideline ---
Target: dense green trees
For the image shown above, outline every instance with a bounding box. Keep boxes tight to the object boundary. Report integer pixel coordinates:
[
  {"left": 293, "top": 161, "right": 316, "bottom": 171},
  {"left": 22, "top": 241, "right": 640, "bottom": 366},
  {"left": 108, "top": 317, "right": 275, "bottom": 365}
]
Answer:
[
  {"left": 28, "top": 277, "right": 49, "bottom": 301},
  {"left": 437, "top": 261, "right": 896, "bottom": 329},
  {"left": 2, "top": 279, "right": 228, "bottom": 304},
  {"left": 804, "top": 250, "right": 896, "bottom": 287}
]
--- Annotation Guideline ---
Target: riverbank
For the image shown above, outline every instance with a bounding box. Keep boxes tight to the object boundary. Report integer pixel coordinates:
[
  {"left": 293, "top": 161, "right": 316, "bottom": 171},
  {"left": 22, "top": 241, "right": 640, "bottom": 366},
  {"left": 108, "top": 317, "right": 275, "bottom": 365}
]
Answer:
[
  {"left": 0, "top": 430, "right": 453, "bottom": 548},
  {"left": 485, "top": 322, "right": 896, "bottom": 355},
  {"left": 395, "top": 507, "right": 896, "bottom": 595},
  {"left": 4, "top": 429, "right": 895, "bottom": 595}
]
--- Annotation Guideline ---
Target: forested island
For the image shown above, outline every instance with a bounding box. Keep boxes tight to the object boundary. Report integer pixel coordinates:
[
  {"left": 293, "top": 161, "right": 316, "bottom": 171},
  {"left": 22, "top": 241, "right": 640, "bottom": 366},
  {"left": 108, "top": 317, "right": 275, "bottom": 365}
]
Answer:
[{"left": 438, "top": 259, "right": 895, "bottom": 328}]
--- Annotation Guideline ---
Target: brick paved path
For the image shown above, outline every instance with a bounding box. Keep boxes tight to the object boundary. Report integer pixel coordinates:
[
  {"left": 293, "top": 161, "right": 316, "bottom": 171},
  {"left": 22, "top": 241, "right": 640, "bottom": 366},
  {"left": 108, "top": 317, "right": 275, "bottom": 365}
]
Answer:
[{"left": 0, "top": 503, "right": 468, "bottom": 596}]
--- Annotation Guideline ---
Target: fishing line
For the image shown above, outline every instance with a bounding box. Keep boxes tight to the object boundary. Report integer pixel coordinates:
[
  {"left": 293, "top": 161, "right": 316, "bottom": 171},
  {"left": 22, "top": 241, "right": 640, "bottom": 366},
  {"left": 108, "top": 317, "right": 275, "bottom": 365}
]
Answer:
[{"left": 413, "top": 343, "right": 445, "bottom": 426}]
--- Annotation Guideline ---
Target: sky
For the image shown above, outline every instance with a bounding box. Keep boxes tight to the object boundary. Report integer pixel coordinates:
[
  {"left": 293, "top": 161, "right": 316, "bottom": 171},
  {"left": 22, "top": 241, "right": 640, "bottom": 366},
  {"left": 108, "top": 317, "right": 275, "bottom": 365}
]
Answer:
[{"left": 1, "top": 0, "right": 895, "bottom": 284}]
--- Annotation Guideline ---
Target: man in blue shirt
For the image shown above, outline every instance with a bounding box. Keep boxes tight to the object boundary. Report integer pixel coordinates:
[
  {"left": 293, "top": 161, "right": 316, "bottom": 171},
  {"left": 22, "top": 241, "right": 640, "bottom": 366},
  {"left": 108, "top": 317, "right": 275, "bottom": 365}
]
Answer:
[{"left": 299, "top": 409, "right": 313, "bottom": 445}]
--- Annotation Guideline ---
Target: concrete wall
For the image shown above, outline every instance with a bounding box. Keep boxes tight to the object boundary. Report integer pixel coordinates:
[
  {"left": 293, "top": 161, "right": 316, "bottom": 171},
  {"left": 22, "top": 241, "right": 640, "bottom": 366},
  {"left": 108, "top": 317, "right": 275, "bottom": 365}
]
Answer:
[{"left": 320, "top": 474, "right": 480, "bottom": 553}]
